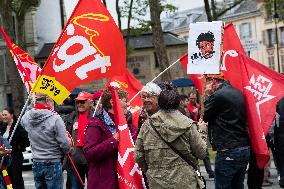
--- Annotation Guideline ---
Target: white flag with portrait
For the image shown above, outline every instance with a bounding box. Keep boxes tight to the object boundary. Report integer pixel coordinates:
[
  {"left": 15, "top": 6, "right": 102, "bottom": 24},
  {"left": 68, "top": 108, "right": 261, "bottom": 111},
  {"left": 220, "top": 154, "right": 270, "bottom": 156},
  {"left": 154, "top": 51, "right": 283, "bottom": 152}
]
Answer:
[{"left": 187, "top": 21, "right": 222, "bottom": 74}]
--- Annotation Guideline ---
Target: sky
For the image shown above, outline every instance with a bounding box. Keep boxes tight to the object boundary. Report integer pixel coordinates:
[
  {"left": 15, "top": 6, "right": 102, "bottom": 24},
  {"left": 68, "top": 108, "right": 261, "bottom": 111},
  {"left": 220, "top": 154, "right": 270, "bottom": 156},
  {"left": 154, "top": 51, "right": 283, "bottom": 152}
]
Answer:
[{"left": 64, "top": 0, "right": 204, "bottom": 28}]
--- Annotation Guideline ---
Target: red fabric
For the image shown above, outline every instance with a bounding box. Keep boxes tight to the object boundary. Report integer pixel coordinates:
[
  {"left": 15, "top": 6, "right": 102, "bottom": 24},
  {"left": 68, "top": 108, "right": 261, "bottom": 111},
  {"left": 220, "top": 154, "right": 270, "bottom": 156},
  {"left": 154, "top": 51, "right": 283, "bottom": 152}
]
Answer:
[
  {"left": 180, "top": 55, "right": 204, "bottom": 96},
  {"left": 76, "top": 112, "right": 88, "bottom": 147},
  {"left": 221, "top": 23, "right": 273, "bottom": 169},
  {"left": 33, "top": 0, "right": 126, "bottom": 104},
  {"left": 110, "top": 87, "right": 145, "bottom": 189},
  {"left": 106, "top": 69, "right": 143, "bottom": 128},
  {"left": 237, "top": 53, "right": 284, "bottom": 168},
  {"left": 0, "top": 26, "right": 41, "bottom": 93},
  {"left": 34, "top": 104, "right": 52, "bottom": 110},
  {"left": 187, "top": 103, "right": 200, "bottom": 121}
]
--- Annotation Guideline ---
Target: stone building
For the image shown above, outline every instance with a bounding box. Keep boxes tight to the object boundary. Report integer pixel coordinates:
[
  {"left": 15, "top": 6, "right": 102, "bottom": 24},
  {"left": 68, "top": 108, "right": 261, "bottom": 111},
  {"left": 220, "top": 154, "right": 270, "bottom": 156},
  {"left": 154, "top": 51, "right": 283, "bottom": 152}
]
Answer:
[{"left": 161, "top": 0, "right": 284, "bottom": 73}]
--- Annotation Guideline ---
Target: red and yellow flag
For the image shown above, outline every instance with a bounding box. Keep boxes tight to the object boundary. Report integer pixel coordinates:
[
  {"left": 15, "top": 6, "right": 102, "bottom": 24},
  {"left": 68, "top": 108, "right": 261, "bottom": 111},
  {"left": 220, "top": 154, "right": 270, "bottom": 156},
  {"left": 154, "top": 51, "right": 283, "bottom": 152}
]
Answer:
[
  {"left": 0, "top": 26, "right": 41, "bottom": 93},
  {"left": 33, "top": 0, "right": 126, "bottom": 104}
]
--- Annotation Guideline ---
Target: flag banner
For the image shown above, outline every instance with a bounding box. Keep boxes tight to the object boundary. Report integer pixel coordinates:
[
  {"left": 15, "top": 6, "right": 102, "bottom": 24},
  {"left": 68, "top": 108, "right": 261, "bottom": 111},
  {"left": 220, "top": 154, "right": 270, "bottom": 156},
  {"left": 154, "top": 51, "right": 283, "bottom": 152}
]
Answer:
[
  {"left": 187, "top": 21, "right": 222, "bottom": 74},
  {"left": 0, "top": 26, "right": 41, "bottom": 93},
  {"left": 33, "top": 0, "right": 126, "bottom": 104},
  {"left": 110, "top": 87, "right": 145, "bottom": 189},
  {"left": 106, "top": 70, "right": 143, "bottom": 127},
  {"left": 238, "top": 53, "right": 284, "bottom": 168},
  {"left": 180, "top": 54, "right": 204, "bottom": 96},
  {"left": 221, "top": 23, "right": 273, "bottom": 168}
]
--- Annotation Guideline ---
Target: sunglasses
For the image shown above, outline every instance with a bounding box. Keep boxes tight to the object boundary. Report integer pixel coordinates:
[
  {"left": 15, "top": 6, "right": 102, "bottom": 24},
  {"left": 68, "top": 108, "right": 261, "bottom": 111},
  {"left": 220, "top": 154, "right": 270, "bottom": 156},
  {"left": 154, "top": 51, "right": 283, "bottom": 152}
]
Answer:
[{"left": 76, "top": 100, "right": 87, "bottom": 105}]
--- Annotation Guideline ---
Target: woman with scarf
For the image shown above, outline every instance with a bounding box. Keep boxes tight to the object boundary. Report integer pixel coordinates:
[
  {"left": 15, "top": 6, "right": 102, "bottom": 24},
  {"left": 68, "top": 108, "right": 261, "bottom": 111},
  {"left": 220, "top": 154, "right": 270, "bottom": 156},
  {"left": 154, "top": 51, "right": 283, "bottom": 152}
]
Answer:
[
  {"left": 83, "top": 88, "right": 137, "bottom": 189},
  {"left": 1, "top": 107, "right": 30, "bottom": 189}
]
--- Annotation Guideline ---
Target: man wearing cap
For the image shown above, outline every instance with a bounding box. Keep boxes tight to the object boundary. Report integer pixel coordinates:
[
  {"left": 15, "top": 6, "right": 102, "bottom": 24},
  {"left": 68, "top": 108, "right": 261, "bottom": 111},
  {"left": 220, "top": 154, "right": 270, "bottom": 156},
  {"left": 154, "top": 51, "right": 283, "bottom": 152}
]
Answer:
[
  {"left": 21, "top": 93, "right": 72, "bottom": 189},
  {"left": 64, "top": 91, "right": 93, "bottom": 189},
  {"left": 203, "top": 74, "right": 250, "bottom": 189}
]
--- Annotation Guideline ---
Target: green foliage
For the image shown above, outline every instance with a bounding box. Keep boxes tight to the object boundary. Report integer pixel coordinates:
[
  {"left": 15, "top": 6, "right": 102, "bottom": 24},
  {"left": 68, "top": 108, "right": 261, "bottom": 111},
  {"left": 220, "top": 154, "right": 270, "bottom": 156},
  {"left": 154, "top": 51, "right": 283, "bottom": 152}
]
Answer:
[
  {"left": 10, "top": 0, "right": 41, "bottom": 18},
  {"left": 264, "top": 0, "right": 284, "bottom": 21}
]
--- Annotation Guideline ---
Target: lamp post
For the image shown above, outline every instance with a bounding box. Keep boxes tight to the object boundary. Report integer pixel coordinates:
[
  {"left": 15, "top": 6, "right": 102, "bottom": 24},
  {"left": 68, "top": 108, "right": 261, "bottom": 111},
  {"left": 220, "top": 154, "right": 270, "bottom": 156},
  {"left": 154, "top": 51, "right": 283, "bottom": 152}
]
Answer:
[{"left": 274, "top": 0, "right": 281, "bottom": 73}]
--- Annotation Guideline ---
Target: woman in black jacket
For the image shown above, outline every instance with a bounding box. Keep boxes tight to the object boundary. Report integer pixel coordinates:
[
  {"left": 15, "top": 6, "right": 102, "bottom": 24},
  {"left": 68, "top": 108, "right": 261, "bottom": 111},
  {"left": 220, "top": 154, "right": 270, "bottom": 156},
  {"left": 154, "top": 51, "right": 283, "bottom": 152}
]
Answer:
[{"left": 1, "top": 107, "right": 30, "bottom": 189}]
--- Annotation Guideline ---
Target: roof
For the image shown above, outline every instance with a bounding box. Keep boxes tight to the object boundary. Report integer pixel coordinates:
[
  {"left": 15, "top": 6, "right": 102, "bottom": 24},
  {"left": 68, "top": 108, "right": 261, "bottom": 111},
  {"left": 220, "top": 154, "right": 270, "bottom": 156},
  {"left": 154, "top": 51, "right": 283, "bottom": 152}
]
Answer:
[
  {"left": 218, "top": 0, "right": 261, "bottom": 20},
  {"left": 161, "top": 7, "right": 207, "bottom": 31},
  {"left": 35, "top": 32, "right": 187, "bottom": 59},
  {"left": 127, "top": 32, "right": 187, "bottom": 49}
]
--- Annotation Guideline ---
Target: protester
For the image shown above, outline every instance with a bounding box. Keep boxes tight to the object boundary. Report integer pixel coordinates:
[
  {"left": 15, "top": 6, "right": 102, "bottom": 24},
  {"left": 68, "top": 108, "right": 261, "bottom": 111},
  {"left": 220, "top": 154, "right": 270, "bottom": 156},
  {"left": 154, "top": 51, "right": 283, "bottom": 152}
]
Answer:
[
  {"left": 21, "top": 93, "right": 72, "bottom": 189},
  {"left": 1, "top": 107, "right": 29, "bottom": 189},
  {"left": 64, "top": 91, "right": 93, "bottom": 189},
  {"left": 55, "top": 97, "right": 75, "bottom": 120},
  {"left": 92, "top": 90, "right": 103, "bottom": 107},
  {"left": 135, "top": 83, "right": 207, "bottom": 188},
  {"left": 178, "top": 94, "right": 190, "bottom": 116},
  {"left": 185, "top": 91, "right": 215, "bottom": 179},
  {"left": 203, "top": 74, "right": 250, "bottom": 189},
  {"left": 187, "top": 91, "right": 200, "bottom": 121},
  {"left": 138, "top": 82, "right": 162, "bottom": 130},
  {"left": 83, "top": 88, "right": 137, "bottom": 189}
]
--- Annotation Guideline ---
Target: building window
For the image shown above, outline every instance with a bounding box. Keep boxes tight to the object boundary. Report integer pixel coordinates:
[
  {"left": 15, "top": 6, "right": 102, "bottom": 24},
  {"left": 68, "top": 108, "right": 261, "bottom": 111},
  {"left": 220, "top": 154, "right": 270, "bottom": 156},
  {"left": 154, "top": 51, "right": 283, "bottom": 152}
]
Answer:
[
  {"left": 267, "top": 29, "right": 276, "bottom": 48},
  {"left": 280, "top": 27, "right": 284, "bottom": 47},
  {"left": 239, "top": 23, "right": 252, "bottom": 40},
  {"left": 268, "top": 56, "right": 275, "bottom": 70}
]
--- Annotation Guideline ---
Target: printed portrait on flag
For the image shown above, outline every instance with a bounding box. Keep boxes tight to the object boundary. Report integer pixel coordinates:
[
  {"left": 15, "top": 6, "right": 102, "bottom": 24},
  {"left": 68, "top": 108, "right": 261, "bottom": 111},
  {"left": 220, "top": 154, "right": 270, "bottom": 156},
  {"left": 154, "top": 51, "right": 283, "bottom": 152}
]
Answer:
[{"left": 187, "top": 21, "right": 222, "bottom": 74}]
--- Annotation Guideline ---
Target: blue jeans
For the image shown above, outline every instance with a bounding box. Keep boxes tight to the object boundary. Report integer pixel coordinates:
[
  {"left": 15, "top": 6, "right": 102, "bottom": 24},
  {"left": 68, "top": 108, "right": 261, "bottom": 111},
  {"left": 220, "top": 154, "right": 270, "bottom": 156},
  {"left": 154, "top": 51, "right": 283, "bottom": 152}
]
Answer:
[
  {"left": 215, "top": 146, "right": 250, "bottom": 189},
  {"left": 32, "top": 161, "right": 63, "bottom": 189}
]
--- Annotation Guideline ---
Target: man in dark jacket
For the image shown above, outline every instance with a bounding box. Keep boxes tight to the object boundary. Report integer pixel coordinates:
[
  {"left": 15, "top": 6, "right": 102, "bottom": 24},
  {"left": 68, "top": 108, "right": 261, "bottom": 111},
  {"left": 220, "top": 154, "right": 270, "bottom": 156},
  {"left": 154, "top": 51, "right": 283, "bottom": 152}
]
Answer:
[
  {"left": 203, "top": 74, "right": 250, "bottom": 189},
  {"left": 65, "top": 91, "right": 93, "bottom": 189}
]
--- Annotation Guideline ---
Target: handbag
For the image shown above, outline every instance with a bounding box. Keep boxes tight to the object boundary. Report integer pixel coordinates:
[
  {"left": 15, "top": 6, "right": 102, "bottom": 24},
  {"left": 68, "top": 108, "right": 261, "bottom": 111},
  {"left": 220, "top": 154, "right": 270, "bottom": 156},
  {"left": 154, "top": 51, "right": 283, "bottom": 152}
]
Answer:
[{"left": 149, "top": 119, "right": 206, "bottom": 189}]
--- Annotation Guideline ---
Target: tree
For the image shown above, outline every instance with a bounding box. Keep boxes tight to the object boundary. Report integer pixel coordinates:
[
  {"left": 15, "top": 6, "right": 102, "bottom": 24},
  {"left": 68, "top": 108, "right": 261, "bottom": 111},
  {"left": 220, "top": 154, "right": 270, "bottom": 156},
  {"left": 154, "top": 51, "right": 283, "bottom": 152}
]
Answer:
[
  {"left": 0, "top": 0, "right": 41, "bottom": 114},
  {"left": 204, "top": 0, "right": 245, "bottom": 21},
  {"left": 264, "top": 0, "right": 284, "bottom": 22},
  {"left": 148, "top": 0, "right": 172, "bottom": 81}
]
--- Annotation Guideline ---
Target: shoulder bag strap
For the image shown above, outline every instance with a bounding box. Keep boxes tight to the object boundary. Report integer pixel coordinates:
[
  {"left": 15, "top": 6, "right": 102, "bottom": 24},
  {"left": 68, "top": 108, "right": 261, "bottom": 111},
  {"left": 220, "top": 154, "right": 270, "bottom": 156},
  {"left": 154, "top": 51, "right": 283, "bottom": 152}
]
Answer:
[{"left": 148, "top": 119, "right": 198, "bottom": 171}]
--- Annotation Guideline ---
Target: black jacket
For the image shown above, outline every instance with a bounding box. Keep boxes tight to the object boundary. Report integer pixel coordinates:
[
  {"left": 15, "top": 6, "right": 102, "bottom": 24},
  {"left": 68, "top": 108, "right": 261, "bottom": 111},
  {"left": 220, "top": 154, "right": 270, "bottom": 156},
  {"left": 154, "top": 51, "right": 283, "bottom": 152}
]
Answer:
[
  {"left": 204, "top": 81, "right": 250, "bottom": 151},
  {"left": 1, "top": 119, "right": 30, "bottom": 153}
]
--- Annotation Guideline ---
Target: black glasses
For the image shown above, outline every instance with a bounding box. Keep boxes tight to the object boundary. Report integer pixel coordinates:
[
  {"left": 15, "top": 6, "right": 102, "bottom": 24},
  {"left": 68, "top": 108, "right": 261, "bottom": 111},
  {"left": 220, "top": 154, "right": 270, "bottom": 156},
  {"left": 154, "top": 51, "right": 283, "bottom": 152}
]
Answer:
[{"left": 76, "top": 100, "right": 87, "bottom": 105}]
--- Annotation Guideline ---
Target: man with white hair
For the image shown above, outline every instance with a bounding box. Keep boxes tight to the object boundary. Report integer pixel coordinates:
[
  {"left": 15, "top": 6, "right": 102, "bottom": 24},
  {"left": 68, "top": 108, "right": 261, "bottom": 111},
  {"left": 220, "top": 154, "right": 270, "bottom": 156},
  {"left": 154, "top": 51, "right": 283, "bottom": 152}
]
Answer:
[{"left": 138, "top": 82, "right": 162, "bottom": 130}]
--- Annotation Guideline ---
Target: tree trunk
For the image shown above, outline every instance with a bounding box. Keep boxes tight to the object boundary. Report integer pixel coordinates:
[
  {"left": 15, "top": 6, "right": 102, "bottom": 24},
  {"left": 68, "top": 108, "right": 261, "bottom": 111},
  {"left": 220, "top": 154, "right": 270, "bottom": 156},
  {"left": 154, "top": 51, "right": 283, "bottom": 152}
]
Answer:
[
  {"left": 204, "top": 0, "right": 213, "bottom": 21},
  {"left": 211, "top": 0, "right": 217, "bottom": 20},
  {"left": 116, "top": 0, "right": 122, "bottom": 30},
  {"left": 148, "top": 0, "right": 172, "bottom": 82},
  {"left": 125, "top": 0, "right": 134, "bottom": 50},
  {"left": 0, "top": 0, "right": 25, "bottom": 115}
]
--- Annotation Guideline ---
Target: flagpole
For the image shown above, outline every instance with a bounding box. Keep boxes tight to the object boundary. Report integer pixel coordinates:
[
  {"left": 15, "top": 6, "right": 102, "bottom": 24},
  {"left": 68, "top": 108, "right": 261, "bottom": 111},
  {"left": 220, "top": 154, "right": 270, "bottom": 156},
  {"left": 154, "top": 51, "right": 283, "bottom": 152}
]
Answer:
[
  {"left": 0, "top": 92, "right": 32, "bottom": 168},
  {"left": 92, "top": 95, "right": 102, "bottom": 117},
  {"left": 129, "top": 58, "right": 180, "bottom": 103}
]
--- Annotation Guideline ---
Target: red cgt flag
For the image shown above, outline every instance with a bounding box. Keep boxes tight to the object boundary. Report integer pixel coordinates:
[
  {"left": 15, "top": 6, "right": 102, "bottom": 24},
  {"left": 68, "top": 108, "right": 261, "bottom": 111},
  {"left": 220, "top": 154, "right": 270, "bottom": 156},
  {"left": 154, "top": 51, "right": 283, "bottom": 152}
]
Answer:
[
  {"left": 106, "top": 70, "right": 143, "bottom": 127},
  {"left": 0, "top": 26, "right": 41, "bottom": 93},
  {"left": 110, "top": 87, "right": 145, "bottom": 189},
  {"left": 238, "top": 53, "right": 284, "bottom": 168},
  {"left": 33, "top": 0, "right": 126, "bottom": 104},
  {"left": 180, "top": 54, "right": 204, "bottom": 96}
]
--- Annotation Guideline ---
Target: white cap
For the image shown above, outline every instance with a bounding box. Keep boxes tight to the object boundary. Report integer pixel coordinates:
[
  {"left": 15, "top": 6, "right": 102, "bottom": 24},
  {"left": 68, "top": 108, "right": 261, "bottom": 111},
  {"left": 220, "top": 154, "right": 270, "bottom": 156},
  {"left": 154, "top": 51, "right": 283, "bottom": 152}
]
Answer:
[{"left": 141, "top": 82, "right": 162, "bottom": 96}]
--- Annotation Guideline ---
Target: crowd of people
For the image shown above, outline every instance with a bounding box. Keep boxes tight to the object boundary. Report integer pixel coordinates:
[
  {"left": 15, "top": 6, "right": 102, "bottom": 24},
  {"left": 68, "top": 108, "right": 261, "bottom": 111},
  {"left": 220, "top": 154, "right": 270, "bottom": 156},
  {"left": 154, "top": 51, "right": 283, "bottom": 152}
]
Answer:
[{"left": 0, "top": 74, "right": 283, "bottom": 189}]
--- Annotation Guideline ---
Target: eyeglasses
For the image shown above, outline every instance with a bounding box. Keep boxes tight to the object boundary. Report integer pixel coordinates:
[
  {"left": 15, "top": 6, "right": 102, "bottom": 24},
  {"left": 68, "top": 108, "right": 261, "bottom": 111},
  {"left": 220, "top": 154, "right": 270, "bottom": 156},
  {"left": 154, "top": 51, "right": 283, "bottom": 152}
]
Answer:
[
  {"left": 140, "top": 95, "right": 157, "bottom": 100},
  {"left": 76, "top": 100, "right": 87, "bottom": 105}
]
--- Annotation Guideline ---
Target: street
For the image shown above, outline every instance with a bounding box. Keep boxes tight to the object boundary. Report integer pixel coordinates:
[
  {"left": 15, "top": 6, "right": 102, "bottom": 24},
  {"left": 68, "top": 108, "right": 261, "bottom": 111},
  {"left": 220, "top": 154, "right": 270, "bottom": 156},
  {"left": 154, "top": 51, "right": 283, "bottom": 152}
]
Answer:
[{"left": 22, "top": 166, "right": 280, "bottom": 189}]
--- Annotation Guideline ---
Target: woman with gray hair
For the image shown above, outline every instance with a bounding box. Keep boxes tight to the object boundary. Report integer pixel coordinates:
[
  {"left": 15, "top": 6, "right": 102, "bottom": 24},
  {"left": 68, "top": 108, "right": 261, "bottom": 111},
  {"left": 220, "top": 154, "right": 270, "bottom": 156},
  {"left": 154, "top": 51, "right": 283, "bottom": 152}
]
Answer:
[{"left": 135, "top": 83, "right": 207, "bottom": 189}]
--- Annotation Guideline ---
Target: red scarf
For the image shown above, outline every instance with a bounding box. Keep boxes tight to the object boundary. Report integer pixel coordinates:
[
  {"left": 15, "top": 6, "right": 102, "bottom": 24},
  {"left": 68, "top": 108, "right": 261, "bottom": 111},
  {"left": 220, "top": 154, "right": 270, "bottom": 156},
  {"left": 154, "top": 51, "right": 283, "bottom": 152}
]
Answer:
[{"left": 76, "top": 112, "right": 88, "bottom": 147}]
